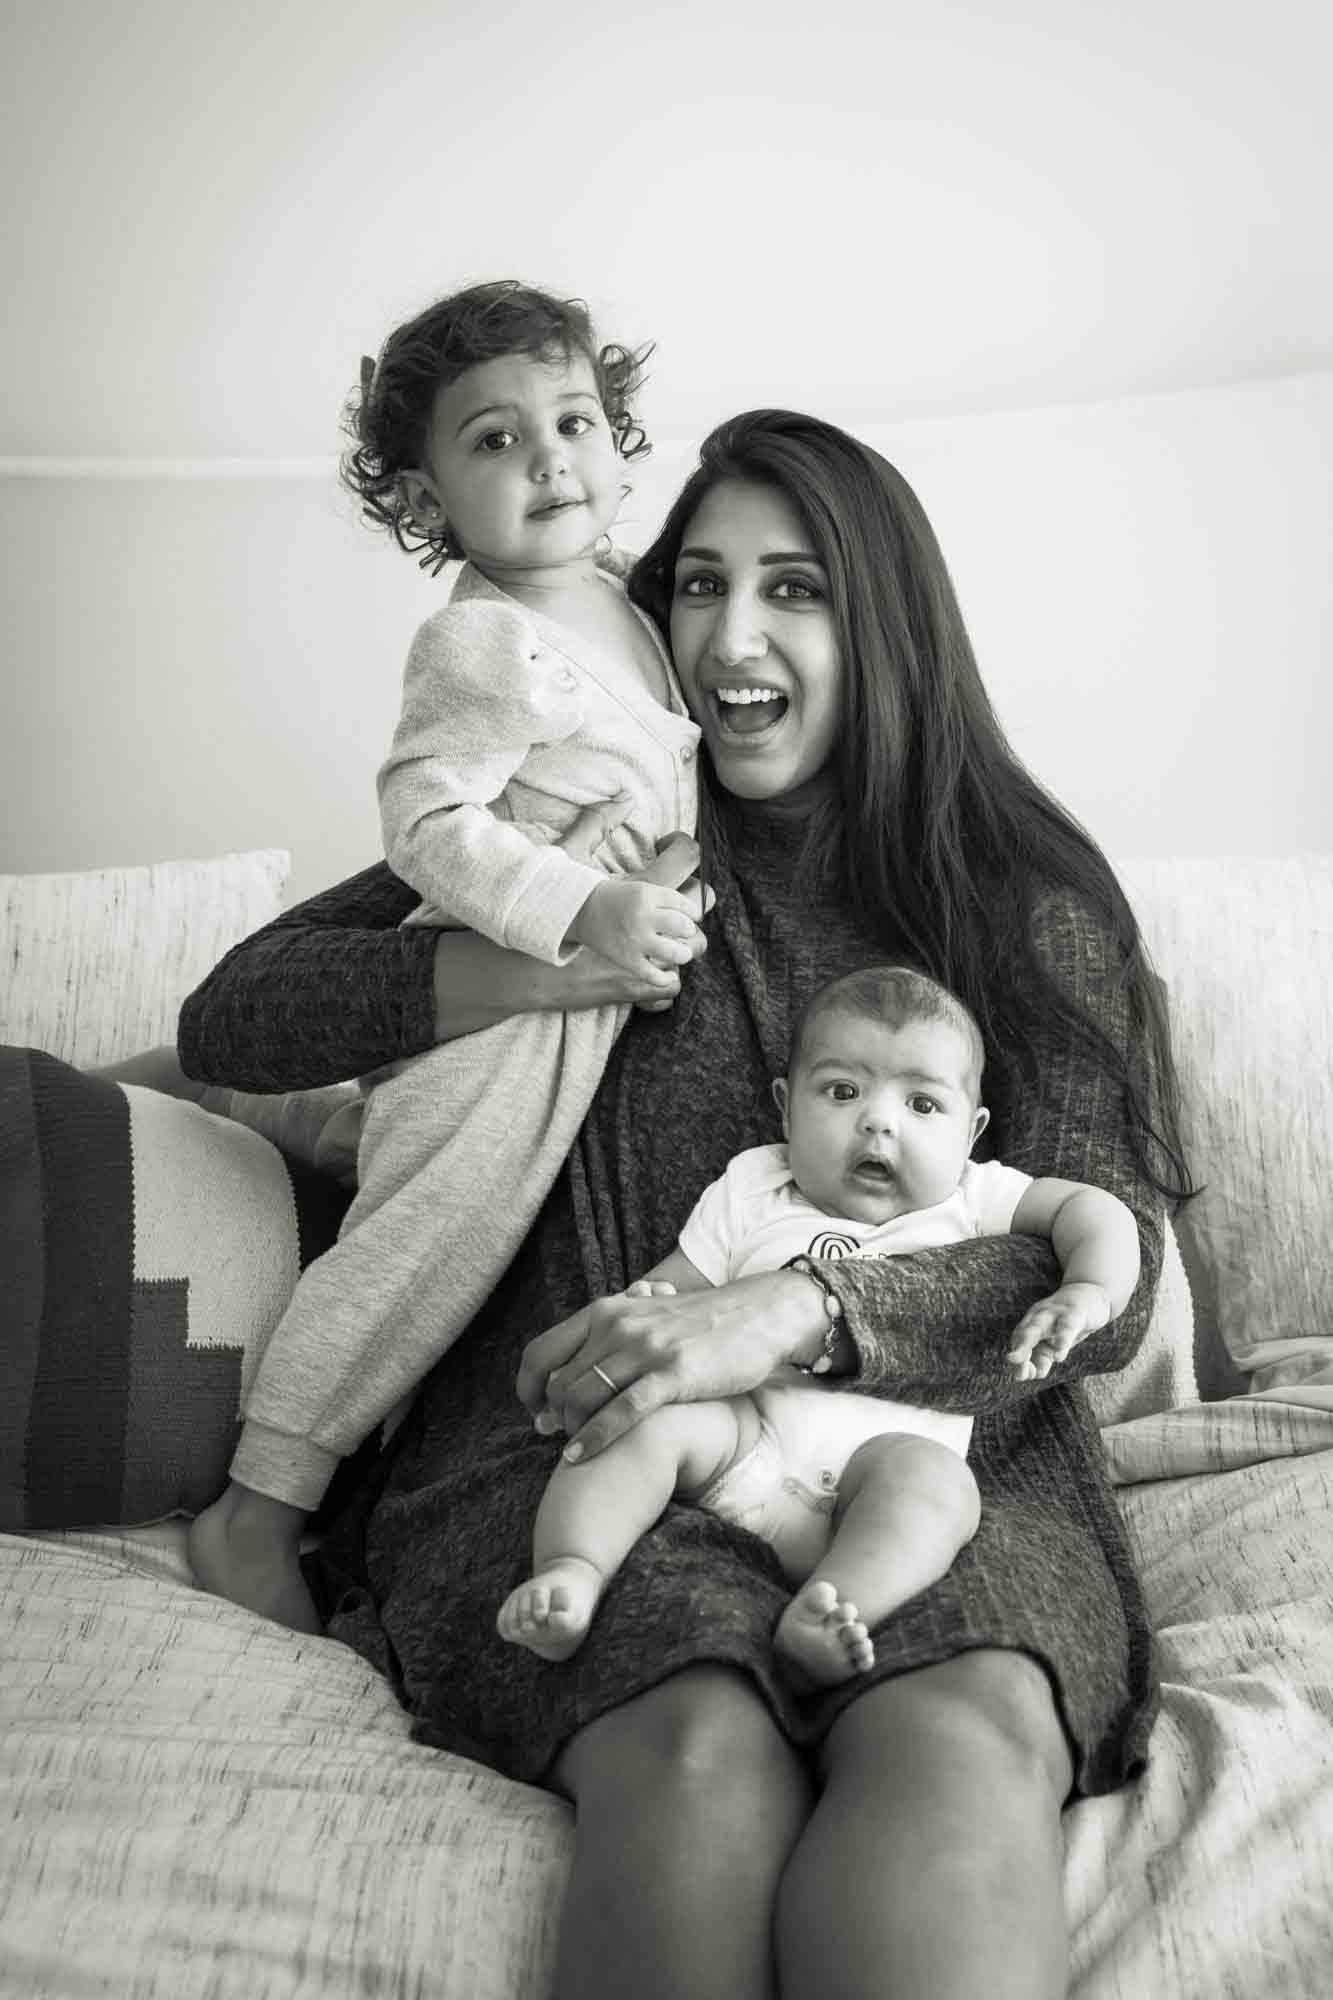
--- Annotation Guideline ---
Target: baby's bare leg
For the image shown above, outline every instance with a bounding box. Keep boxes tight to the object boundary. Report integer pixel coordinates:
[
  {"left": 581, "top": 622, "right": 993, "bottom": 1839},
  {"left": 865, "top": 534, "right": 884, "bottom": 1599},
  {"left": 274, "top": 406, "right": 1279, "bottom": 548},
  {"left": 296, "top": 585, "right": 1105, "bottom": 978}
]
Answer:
[
  {"left": 776, "top": 1435, "right": 981, "bottom": 1690},
  {"left": 498, "top": 1401, "right": 741, "bottom": 1662}
]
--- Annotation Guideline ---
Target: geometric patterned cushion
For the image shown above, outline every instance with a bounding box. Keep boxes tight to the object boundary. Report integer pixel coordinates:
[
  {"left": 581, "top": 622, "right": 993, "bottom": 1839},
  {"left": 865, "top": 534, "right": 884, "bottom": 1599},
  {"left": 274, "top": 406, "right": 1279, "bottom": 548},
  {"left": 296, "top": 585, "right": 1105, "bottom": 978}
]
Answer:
[{"left": 0, "top": 1047, "right": 349, "bottom": 1529}]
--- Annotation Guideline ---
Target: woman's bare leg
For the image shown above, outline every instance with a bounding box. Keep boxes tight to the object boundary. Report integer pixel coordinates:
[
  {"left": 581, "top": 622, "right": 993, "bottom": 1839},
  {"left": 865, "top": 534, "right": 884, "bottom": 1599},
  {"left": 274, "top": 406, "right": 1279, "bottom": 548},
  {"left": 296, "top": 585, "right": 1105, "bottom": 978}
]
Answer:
[
  {"left": 777, "top": 1649, "right": 1073, "bottom": 2000},
  {"left": 551, "top": 1666, "right": 813, "bottom": 2000}
]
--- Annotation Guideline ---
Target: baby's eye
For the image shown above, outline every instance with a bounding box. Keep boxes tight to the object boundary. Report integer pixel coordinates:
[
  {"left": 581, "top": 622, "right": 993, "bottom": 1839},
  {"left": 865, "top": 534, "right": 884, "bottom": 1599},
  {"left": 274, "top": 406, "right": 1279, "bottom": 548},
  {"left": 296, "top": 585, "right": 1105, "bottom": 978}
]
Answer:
[
  {"left": 908, "top": 1094, "right": 940, "bottom": 1116},
  {"left": 676, "top": 572, "right": 723, "bottom": 598},
  {"left": 826, "top": 1081, "right": 858, "bottom": 1102}
]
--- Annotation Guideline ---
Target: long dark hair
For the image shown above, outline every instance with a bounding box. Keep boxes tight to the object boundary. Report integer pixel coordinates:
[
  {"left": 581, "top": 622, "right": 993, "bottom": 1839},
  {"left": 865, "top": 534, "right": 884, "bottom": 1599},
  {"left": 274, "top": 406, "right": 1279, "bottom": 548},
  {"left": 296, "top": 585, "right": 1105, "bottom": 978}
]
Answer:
[{"left": 629, "top": 408, "right": 1194, "bottom": 1206}]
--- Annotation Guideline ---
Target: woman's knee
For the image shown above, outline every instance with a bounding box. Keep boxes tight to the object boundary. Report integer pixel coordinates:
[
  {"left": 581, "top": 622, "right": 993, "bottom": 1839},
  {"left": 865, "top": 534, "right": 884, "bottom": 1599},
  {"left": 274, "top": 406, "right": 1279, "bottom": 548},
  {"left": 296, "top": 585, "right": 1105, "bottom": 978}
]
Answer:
[
  {"left": 554, "top": 1664, "right": 808, "bottom": 1811},
  {"left": 824, "top": 1648, "right": 1074, "bottom": 1806}
]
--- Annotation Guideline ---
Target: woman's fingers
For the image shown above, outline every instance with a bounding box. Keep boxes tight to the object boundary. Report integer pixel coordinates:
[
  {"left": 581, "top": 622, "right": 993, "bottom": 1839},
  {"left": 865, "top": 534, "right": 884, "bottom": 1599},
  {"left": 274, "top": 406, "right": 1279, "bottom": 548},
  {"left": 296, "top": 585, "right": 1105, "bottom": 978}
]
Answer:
[
  {"left": 516, "top": 1305, "right": 593, "bottom": 1415},
  {"left": 562, "top": 1373, "right": 667, "bottom": 1462}
]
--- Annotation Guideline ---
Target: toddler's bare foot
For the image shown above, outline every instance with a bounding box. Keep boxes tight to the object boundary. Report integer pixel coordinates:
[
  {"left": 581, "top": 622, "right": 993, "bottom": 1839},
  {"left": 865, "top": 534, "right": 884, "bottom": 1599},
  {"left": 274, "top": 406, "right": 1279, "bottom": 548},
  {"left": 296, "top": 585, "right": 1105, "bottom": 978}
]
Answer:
[
  {"left": 188, "top": 1483, "right": 321, "bottom": 1635},
  {"left": 775, "top": 1578, "right": 875, "bottom": 1689},
  {"left": 497, "top": 1556, "right": 605, "bottom": 1662}
]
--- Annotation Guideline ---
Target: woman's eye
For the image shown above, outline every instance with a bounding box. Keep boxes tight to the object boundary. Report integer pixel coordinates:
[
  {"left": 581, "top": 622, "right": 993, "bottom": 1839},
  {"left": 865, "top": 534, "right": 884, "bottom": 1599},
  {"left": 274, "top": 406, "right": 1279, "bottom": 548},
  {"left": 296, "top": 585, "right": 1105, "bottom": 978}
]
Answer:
[
  {"left": 770, "top": 575, "right": 822, "bottom": 602},
  {"left": 676, "top": 573, "right": 722, "bottom": 598},
  {"left": 476, "top": 429, "right": 516, "bottom": 454}
]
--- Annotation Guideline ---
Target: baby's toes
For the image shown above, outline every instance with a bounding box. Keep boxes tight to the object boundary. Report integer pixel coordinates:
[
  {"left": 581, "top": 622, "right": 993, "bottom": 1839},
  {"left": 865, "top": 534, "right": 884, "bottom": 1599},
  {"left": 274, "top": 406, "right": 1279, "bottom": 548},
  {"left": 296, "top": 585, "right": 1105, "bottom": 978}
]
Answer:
[
  {"left": 804, "top": 1579, "right": 841, "bottom": 1620},
  {"left": 840, "top": 1619, "right": 875, "bottom": 1672}
]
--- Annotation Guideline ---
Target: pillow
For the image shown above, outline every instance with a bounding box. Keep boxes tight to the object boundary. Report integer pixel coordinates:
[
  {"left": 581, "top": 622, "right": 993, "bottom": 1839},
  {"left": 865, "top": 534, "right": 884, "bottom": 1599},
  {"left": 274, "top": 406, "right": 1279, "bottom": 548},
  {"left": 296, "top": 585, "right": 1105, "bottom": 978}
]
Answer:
[
  {"left": 0, "top": 850, "right": 290, "bottom": 1068},
  {"left": 1117, "top": 855, "right": 1333, "bottom": 1400},
  {"left": 0, "top": 1047, "right": 350, "bottom": 1530},
  {"left": 1083, "top": 1218, "right": 1197, "bottom": 1428}
]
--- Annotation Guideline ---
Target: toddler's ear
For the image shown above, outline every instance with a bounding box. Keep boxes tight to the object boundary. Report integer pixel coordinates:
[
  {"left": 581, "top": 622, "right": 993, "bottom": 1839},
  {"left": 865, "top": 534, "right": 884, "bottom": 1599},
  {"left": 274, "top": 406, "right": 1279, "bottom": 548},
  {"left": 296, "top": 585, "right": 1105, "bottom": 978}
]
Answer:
[
  {"left": 772, "top": 1076, "right": 791, "bottom": 1137},
  {"left": 969, "top": 1104, "right": 990, "bottom": 1153},
  {"left": 399, "top": 469, "right": 444, "bottom": 532}
]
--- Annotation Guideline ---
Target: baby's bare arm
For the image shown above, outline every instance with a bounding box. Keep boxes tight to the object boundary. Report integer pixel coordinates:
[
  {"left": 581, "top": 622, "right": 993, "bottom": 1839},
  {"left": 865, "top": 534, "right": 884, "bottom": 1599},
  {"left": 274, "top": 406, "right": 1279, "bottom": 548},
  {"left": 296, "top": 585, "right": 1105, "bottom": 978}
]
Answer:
[{"left": 1006, "top": 1179, "right": 1143, "bottom": 1378}]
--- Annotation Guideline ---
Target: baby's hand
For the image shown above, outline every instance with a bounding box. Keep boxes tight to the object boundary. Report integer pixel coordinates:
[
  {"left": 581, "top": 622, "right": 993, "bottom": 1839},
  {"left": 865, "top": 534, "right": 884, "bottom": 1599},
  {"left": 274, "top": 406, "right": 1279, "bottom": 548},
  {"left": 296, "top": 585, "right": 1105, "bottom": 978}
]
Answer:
[
  {"left": 1006, "top": 1282, "right": 1112, "bottom": 1381},
  {"left": 567, "top": 878, "right": 702, "bottom": 980}
]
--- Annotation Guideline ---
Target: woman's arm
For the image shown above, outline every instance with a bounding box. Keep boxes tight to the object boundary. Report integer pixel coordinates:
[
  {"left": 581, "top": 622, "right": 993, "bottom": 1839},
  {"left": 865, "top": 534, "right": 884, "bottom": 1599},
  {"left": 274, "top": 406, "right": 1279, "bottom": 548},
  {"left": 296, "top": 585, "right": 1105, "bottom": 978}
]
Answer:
[
  {"left": 529, "top": 890, "right": 1165, "bottom": 1462},
  {"left": 829, "top": 890, "right": 1165, "bottom": 1414},
  {"left": 178, "top": 830, "right": 708, "bottom": 1092},
  {"left": 177, "top": 861, "right": 434, "bottom": 1090}
]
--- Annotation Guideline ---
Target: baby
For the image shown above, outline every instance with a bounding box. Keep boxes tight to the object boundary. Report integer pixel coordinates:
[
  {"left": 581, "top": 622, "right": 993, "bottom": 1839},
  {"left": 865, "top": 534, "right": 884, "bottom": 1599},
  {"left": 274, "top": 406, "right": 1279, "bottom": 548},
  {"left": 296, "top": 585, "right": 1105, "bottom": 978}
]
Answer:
[
  {"left": 190, "top": 279, "right": 702, "bottom": 1631},
  {"left": 499, "top": 964, "right": 1142, "bottom": 1687}
]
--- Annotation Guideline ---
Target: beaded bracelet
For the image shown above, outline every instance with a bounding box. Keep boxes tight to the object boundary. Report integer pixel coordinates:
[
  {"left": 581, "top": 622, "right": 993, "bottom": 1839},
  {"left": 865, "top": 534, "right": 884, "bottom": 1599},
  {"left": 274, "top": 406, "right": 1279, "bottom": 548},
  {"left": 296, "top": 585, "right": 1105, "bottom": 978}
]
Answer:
[{"left": 784, "top": 1254, "right": 845, "bottom": 1375}]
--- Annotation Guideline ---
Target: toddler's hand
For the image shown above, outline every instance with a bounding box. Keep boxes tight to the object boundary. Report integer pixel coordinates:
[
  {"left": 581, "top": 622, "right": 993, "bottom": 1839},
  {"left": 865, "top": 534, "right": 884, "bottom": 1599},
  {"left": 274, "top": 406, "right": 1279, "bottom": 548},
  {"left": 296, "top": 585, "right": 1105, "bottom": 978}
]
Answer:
[
  {"left": 567, "top": 878, "right": 702, "bottom": 980},
  {"left": 1006, "top": 1281, "right": 1112, "bottom": 1381}
]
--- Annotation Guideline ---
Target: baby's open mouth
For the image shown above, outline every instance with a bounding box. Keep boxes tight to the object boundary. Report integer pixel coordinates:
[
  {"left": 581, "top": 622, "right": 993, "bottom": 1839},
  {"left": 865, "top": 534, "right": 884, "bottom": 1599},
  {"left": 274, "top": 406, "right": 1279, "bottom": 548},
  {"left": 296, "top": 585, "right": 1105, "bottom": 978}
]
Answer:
[
  {"left": 850, "top": 1158, "right": 894, "bottom": 1184},
  {"left": 713, "top": 686, "right": 788, "bottom": 736}
]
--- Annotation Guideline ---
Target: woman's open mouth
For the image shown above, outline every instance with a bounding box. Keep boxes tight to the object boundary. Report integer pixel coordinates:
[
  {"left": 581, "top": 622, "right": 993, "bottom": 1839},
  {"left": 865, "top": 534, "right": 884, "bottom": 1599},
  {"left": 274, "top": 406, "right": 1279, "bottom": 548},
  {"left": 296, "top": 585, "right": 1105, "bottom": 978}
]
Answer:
[{"left": 712, "top": 685, "right": 789, "bottom": 738}]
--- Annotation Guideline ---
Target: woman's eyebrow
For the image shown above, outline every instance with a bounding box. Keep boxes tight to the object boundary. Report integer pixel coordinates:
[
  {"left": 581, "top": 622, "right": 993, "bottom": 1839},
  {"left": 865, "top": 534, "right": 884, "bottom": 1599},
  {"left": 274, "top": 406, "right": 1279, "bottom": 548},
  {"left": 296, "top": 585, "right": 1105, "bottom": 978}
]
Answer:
[{"left": 676, "top": 547, "right": 824, "bottom": 565}]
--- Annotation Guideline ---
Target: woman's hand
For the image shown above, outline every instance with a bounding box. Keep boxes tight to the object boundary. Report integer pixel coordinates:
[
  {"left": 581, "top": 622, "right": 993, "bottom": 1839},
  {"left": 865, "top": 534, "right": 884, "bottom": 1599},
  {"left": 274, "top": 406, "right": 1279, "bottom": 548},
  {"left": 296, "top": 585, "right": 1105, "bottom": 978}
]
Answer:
[
  {"left": 516, "top": 1268, "right": 828, "bottom": 1462},
  {"left": 430, "top": 820, "right": 710, "bottom": 1041}
]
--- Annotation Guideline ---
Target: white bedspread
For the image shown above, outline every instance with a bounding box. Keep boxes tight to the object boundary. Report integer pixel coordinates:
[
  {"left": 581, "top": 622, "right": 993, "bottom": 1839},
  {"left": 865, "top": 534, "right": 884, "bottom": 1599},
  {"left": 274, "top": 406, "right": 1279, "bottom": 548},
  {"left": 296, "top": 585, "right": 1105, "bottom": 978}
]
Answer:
[{"left": 3, "top": 1397, "right": 1331, "bottom": 1999}]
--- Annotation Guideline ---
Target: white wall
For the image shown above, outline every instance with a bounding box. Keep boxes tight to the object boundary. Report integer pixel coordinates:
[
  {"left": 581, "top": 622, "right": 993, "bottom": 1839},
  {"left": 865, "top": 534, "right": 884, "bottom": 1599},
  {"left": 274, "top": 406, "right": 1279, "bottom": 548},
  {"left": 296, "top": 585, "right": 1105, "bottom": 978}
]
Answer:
[
  {"left": 5, "top": 371, "right": 1331, "bottom": 906},
  {"left": 5, "top": 3, "right": 1330, "bottom": 903}
]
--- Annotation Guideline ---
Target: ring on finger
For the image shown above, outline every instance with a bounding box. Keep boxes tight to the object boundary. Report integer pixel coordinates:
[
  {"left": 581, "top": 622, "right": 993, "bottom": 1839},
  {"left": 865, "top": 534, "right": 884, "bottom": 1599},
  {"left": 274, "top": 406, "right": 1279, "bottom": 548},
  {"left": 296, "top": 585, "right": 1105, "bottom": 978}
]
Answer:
[{"left": 591, "top": 1363, "right": 618, "bottom": 1395}]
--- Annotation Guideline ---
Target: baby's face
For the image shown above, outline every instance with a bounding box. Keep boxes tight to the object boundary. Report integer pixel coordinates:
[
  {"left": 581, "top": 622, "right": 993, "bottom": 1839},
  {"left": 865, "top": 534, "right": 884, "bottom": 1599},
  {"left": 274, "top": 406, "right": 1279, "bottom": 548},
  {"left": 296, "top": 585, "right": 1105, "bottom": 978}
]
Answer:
[
  {"left": 403, "top": 349, "right": 622, "bottom": 576},
  {"left": 776, "top": 1010, "right": 987, "bottom": 1226}
]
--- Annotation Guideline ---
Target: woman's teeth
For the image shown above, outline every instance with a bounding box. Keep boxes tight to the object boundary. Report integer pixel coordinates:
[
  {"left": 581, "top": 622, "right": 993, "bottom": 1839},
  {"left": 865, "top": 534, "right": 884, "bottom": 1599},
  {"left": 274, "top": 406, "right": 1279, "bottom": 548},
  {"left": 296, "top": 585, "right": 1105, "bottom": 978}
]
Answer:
[{"left": 713, "top": 686, "right": 788, "bottom": 736}]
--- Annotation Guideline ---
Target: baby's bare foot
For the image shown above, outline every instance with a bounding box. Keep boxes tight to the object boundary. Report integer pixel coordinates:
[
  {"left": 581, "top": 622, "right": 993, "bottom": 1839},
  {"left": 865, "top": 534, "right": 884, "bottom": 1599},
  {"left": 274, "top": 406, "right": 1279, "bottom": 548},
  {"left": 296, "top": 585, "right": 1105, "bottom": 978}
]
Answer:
[
  {"left": 497, "top": 1557, "right": 605, "bottom": 1662},
  {"left": 775, "top": 1578, "right": 875, "bottom": 1689},
  {"left": 188, "top": 1485, "right": 321, "bottom": 1635}
]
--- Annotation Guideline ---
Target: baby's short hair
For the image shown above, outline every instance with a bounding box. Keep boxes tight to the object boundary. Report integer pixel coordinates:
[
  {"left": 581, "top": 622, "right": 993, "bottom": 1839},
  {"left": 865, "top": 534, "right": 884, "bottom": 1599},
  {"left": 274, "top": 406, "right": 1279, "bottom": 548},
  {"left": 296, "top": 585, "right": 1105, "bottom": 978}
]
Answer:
[
  {"left": 341, "top": 278, "right": 653, "bottom": 573},
  {"left": 789, "top": 965, "right": 986, "bottom": 1101}
]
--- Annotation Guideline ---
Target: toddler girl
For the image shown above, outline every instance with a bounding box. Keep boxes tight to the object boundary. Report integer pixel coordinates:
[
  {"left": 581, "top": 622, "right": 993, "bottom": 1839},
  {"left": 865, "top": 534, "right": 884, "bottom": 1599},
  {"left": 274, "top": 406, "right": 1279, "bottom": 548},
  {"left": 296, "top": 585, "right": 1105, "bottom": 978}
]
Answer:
[
  {"left": 501, "top": 964, "right": 1142, "bottom": 1687},
  {"left": 190, "top": 280, "right": 702, "bottom": 1630}
]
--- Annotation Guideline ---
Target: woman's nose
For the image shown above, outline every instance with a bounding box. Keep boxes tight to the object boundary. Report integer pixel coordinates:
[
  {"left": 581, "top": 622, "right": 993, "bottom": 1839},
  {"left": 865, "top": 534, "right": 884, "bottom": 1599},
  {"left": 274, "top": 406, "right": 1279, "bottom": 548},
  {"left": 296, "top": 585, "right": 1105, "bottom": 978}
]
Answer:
[{"left": 708, "top": 593, "right": 768, "bottom": 667}]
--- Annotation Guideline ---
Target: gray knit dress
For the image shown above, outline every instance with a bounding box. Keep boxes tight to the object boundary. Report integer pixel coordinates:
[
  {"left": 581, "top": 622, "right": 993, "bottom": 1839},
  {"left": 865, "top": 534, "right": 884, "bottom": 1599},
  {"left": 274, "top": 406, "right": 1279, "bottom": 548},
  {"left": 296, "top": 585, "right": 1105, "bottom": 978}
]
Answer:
[{"left": 180, "top": 797, "right": 1160, "bottom": 1797}]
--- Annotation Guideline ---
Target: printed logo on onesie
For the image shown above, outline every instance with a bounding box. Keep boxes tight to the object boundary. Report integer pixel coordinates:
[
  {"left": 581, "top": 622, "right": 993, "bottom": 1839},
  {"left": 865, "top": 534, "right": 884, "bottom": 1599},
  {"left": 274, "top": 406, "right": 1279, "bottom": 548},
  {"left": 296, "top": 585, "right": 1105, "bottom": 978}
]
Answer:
[{"left": 807, "top": 1230, "right": 860, "bottom": 1260}]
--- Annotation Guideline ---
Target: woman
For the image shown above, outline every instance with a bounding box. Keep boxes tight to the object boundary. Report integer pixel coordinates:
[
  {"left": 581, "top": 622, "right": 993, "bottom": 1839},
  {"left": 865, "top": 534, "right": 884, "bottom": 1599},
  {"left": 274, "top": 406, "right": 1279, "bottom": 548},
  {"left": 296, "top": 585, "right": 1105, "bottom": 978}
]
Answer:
[{"left": 180, "top": 410, "right": 1190, "bottom": 1999}]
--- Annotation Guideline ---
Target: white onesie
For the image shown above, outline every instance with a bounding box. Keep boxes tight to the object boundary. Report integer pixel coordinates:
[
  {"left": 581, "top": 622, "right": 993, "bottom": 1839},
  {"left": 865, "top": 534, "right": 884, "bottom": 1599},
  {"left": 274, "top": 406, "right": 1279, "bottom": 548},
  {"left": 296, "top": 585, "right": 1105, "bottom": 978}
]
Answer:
[{"left": 677, "top": 1145, "right": 1032, "bottom": 1580}]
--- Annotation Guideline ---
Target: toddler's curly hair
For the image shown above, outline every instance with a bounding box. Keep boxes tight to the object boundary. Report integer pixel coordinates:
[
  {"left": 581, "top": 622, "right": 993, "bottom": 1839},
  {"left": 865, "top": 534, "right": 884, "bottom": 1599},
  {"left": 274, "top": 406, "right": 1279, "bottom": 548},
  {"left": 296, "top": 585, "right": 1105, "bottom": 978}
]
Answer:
[{"left": 341, "top": 279, "right": 653, "bottom": 575}]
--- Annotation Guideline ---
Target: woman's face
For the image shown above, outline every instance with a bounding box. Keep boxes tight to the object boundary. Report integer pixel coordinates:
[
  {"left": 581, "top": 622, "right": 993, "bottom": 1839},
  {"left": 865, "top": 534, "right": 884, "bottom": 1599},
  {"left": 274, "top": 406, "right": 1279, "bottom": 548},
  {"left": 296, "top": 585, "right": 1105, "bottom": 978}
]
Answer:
[{"left": 669, "top": 480, "right": 844, "bottom": 803}]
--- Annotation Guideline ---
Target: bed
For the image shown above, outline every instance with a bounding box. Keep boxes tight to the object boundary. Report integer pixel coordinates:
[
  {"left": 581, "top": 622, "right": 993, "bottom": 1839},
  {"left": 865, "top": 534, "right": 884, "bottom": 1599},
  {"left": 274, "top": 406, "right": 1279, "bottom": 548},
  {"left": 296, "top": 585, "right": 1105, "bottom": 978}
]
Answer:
[{"left": 2, "top": 848, "right": 1331, "bottom": 1997}]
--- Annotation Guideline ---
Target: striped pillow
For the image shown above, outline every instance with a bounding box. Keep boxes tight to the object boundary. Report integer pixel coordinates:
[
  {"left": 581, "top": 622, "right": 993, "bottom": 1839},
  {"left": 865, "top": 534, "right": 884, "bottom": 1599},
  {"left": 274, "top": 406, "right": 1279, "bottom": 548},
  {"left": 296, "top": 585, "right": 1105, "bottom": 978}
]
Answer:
[{"left": 0, "top": 1048, "right": 349, "bottom": 1529}]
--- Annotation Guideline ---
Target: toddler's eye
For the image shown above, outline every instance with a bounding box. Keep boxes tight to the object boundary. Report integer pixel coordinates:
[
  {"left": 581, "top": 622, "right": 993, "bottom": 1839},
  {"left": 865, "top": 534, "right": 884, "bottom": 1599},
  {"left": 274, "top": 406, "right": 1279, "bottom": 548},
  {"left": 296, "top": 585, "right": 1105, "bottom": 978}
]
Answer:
[
  {"left": 558, "top": 412, "right": 597, "bottom": 437},
  {"left": 476, "top": 429, "right": 516, "bottom": 454},
  {"left": 908, "top": 1094, "right": 940, "bottom": 1116}
]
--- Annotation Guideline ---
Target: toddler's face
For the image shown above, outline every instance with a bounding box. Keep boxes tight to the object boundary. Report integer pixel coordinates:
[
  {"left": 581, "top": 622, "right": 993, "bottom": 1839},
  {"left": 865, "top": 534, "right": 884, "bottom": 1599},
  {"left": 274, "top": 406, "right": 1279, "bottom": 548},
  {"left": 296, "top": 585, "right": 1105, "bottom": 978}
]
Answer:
[
  {"left": 775, "top": 1010, "right": 988, "bottom": 1226},
  {"left": 402, "top": 349, "right": 623, "bottom": 576}
]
